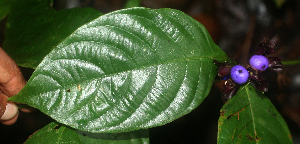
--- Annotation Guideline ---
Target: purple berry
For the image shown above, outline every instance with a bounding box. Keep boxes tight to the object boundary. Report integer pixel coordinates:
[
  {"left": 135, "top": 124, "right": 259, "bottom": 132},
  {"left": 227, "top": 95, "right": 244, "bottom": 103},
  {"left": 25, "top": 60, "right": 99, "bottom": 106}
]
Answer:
[
  {"left": 249, "top": 55, "right": 269, "bottom": 71},
  {"left": 230, "top": 65, "right": 249, "bottom": 84}
]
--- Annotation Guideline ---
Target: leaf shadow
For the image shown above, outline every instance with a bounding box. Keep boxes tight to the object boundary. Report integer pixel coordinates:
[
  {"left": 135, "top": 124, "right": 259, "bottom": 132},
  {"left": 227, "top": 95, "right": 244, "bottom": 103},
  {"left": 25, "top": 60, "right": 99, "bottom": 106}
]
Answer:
[{"left": 76, "top": 129, "right": 149, "bottom": 140}]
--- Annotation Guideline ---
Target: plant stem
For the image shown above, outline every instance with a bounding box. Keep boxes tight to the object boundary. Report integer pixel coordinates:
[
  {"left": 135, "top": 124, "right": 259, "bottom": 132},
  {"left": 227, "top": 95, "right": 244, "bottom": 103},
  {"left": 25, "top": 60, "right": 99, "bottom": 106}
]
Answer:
[{"left": 281, "top": 59, "right": 300, "bottom": 65}]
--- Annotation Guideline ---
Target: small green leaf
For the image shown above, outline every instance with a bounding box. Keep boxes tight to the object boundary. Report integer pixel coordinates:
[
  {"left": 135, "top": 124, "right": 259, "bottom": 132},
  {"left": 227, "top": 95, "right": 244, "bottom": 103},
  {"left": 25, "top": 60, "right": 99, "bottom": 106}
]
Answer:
[
  {"left": 9, "top": 7, "right": 228, "bottom": 133},
  {"left": 217, "top": 84, "right": 293, "bottom": 144},
  {"left": 273, "top": 0, "right": 287, "bottom": 8},
  {"left": 123, "top": 0, "right": 141, "bottom": 9},
  {"left": 0, "top": 0, "right": 13, "bottom": 21},
  {"left": 25, "top": 122, "right": 81, "bottom": 144},
  {"left": 25, "top": 122, "right": 149, "bottom": 144},
  {"left": 77, "top": 129, "right": 149, "bottom": 144},
  {"left": 3, "top": 0, "right": 102, "bottom": 69}
]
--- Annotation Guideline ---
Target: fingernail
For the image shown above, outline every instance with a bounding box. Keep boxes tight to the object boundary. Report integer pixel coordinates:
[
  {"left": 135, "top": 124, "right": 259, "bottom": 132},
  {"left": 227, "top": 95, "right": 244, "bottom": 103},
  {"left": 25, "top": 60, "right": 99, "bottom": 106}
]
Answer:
[{"left": 0, "top": 102, "right": 18, "bottom": 121}]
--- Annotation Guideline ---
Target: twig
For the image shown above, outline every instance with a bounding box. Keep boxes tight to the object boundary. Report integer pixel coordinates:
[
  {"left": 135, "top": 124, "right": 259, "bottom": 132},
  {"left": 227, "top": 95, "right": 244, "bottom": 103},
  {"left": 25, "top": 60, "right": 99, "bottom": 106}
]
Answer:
[{"left": 240, "top": 15, "right": 256, "bottom": 64}]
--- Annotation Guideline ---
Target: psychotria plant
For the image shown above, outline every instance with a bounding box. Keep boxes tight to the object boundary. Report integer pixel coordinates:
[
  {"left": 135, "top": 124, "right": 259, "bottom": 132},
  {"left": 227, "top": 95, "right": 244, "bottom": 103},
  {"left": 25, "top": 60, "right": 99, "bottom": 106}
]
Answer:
[{"left": 2, "top": 0, "right": 293, "bottom": 143}]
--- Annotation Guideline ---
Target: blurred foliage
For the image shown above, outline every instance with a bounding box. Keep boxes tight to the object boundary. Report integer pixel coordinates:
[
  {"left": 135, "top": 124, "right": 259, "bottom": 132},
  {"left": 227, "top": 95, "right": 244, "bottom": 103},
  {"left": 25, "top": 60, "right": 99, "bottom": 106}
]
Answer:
[
  {"left": 2, "top": 0, "right": 102, "bottom": 68},
  {"left": 273, "top": 0, "right": 287, "bottom": 8},
  {"left": 123, "top": 0, "right": 141, "bottom": 8},
  {"left": 0, "top": 0, "right": 13, "bottom": 21}
]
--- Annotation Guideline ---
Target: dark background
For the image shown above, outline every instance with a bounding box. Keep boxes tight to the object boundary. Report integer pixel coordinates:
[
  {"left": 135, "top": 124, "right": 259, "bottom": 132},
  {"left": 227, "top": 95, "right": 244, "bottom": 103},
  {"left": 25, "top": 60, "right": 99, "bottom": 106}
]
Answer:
[{"left": 1, "top": 0, "right": 300, "bottom": 143}]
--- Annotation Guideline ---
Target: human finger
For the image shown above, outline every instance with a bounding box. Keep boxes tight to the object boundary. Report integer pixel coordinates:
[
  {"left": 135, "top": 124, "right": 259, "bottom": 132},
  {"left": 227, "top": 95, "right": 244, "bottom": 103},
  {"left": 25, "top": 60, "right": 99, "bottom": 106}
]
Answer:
[
  {"left": 0, "top": 110, "right": 18, "bottom": 125},
  {"left": 0, "top": 47, "right": 26, "bottom": 97},
  {"left": 0, "top": 92, "right": 7, "bottom": 117},
  {"left": 0, "top": 47, "right": 26, "bottom": 124},
  {"left": 0, "top": 93, "right": 18, "bottom": 124}
]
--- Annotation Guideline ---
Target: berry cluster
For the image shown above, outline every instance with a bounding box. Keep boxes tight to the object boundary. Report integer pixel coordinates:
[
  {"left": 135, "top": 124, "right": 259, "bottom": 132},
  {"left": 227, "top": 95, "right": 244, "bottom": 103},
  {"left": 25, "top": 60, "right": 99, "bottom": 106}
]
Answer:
[{"left": 214, "top": 35, "right": 284, "bottom": 103}]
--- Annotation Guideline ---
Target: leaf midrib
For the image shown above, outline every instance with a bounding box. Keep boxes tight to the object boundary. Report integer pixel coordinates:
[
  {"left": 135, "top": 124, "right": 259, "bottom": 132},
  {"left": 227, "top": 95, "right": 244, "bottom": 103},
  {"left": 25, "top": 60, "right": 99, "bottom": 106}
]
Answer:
[
  {"left": 41, "top": 55, "right": 205, "bottom": 115},
  {"left": 46, "top": 54, "right": 223, "bottom": 90},
  {"left": 246, "top": 85, "right": 258, "bottom": 144}
]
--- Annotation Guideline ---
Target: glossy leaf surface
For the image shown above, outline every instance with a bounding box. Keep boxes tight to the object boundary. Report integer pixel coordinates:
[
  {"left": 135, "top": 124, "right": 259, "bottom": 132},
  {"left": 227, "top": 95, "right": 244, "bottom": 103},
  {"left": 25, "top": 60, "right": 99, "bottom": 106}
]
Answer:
[
  {"left": 9, "top": 7, "right": 228, "bottom": 132},
  {"left": 217, "top": 84, "right": 293, "bottom": 144},
  {"left": 25, "top": 122, "right": 149, "bottom": 144},
  {"left": 3, "top": 0, "right": 102, "bottom": 68}
]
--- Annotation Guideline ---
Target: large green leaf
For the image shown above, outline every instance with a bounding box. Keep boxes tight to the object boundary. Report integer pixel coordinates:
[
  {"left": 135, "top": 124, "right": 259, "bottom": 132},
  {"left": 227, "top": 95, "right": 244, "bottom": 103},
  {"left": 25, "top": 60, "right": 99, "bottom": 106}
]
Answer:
[
  {"left": 25, "top": 122, "right": 149, "bottom": 144},
  {"left": 2, "top": 0, "right": 102, "bottom": 69},
  {"left": 25, "top": 122, "right": 81, "bottom": 144},
  {"left": 217, "top": 84, "right": 293, "bottom": 144},
  {"left": 9, "top": 7, "right": 228, "bottom": 133}
]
